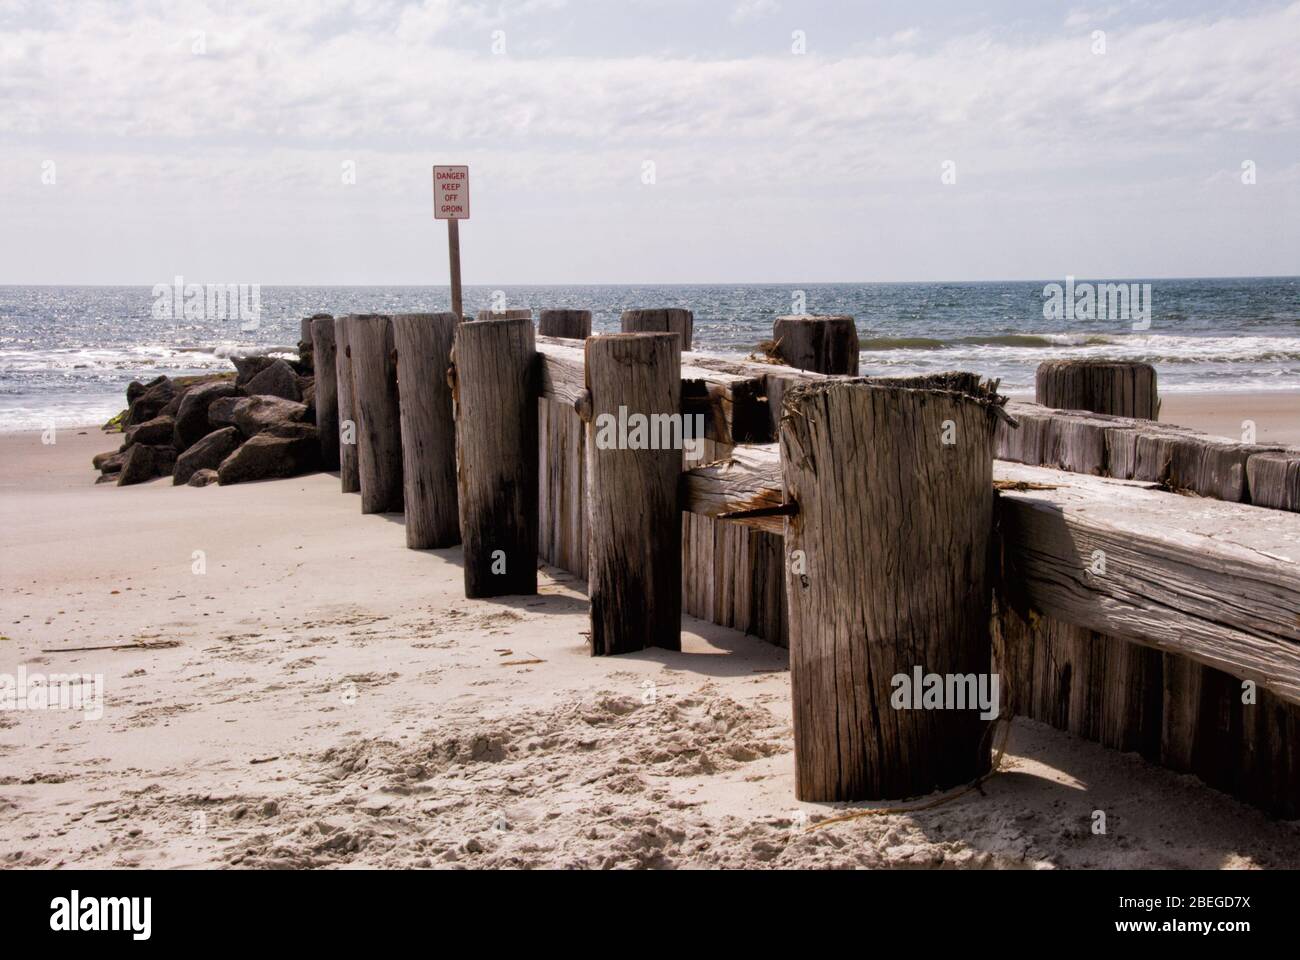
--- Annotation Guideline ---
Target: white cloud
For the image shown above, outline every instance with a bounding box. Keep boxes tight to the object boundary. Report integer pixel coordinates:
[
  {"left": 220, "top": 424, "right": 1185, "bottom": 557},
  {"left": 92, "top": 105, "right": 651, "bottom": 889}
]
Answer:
[
  {"left": 0, "top": 0, "right": 1297, "bottom": 281},
  {"left": 730, "top": 0, "right": 779, "bottom": 24},
  {"left": 1065, "top": 4, "right": 1124, "bottom": 29}
]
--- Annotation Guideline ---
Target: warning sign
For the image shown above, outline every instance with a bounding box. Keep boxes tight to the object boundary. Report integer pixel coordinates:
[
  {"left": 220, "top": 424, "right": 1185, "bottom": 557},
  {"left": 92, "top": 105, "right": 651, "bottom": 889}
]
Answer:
[{"left": 433, "top": 165, "right": 470, "bottom": 220}]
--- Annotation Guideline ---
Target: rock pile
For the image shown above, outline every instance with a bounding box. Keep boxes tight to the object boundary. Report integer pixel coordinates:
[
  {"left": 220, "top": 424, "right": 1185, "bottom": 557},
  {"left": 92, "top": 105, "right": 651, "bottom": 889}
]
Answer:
[{"left": 93, "top": 343, "right": 323, "bottom": 488}]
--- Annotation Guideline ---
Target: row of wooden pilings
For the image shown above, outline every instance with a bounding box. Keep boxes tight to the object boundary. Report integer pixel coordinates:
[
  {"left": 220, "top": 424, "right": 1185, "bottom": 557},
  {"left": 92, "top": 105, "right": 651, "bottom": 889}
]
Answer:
[{"left": 303, "top": 307, "right": 1043, "bottom": 803}]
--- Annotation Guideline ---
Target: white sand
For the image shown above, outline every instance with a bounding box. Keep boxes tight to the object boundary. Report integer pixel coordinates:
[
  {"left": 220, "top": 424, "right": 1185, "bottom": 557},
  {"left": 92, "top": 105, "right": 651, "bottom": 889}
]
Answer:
[{"left": 2, "top": 412, "right": 1298, "bottom": 869}]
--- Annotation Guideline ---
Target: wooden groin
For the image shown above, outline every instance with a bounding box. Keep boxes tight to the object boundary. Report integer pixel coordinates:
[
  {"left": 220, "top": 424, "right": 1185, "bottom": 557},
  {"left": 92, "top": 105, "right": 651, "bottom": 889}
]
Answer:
[
  {"left": 992, "top": 363, "right": 1300, "bottom": 816},
  {"left": 309, "top": 315, "right": 1300, "bottom": 815}
]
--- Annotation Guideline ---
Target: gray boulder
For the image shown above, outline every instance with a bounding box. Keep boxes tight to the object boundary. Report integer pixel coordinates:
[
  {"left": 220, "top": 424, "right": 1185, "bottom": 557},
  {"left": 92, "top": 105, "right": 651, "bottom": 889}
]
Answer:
[
  {"left": 123, "top": 414, "right": 176, "bottom": 447},
  {"left": 208, "top": 395, "right": 242, "bottom": 428},
  {"left": 126, "top": 377, "right": 162, "bottom": 405},
  {"left": 174, "top": 380, "right": 241, "bottom": 449},
  {"left": 243, "top": 359, "right": 301, "bottom": 402},
  {"left": 126, "top": 377, "right": 176, "bottom": 425},
  {"left": 265, "top": 421, "right": 319, "bottom": 441},
  {"left": 173, "top": 426, "right": 241, "bottom": 485},
  {"left": 187, "top": 468, "right": 220, "bottom": 487},
  {"left": 231, "top": 396, "right": 308, "bottom": 437},
  {"left": 231, "top": 355, "right": 279, "bottom": 387},
  {"left": 92, "top": 449, "right": 125, "bottom": 472},
  {"left": 217, "top": 431, "right": 319, "bottom": 485},
  {"left": 116, "top": 443, "right": 176, "bottom": 486}
]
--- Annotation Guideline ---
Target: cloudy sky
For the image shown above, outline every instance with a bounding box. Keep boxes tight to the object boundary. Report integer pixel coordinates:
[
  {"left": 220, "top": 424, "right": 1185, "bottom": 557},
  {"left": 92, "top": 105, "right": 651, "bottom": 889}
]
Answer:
[{"left": 1, "top": 0, "right": 1297, "bottom": 284}]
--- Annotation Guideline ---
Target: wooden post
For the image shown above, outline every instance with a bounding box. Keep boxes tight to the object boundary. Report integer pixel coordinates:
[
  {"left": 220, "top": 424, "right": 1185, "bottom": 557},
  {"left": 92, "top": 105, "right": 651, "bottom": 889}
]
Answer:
[
  {"left": 298, "top": 317, "right": 318, "bottom": 374},
  {"left": 585, "top": 332, "right": 682, "bottom": 655},
  {"left": 475, "top": 308, "right": 532, "bottom": 322},
  {"left": 390, "top": 313, "right": 460, "bottom": 549},
  {"left": 348, "top": 314, "right": 404, "bottom": 514},
  {"left": 1247, "top": 451, "right": 1300, "bottom": 511},
  {"left": 771, "top": 315, "right": 859, "bottom": 375},
  {"left": 1030, "top": 358, "right": 1164, "bottom": 756},
  {"left": 310, "top": 315, "right": 339, "bottom": 471},
  {"left": 1036, "top": 359, "right": 1158, "bottom": 420},
  {"left": 447, "top": 220, "right": 463, "bottom": 320},
  {"left": 538, "top": 309, "right": 591, "bottom": 339},
  {"left": 451, "top": 317, "right": 538, "bottom": 597},
  {"left": 621, "top": 308, "right": 693, "bottom": 350},
  {"left": 780, "top": 380, "right": 999, "bottom": 800},
  {"left": 334, "top": 316, "right": 360, "bottom": 493}
]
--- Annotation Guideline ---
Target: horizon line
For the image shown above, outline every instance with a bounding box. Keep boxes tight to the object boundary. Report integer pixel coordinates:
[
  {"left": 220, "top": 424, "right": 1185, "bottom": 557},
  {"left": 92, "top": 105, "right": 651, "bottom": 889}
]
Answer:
[{"left": 3, "top": 274, "right": 1298, "bottom": 288}]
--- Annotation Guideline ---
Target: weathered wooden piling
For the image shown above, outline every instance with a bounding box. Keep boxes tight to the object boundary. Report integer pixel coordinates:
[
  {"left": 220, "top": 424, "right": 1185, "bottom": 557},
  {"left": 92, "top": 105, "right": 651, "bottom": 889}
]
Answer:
[
  {"left": 1019, "top": 360, "right": 1167, "bottom": 757},
  {"left": 391, "top": 313, "right": 460, "bottom": 549},
  {"left": 334, "top": 316, "right": 360, "bottom": 493},
  {"left": 538, "top": 309, "right": 592, "bottom": 340},
  {"left": 771, "top": 315, "right": 859, "bottom": 375},
  {"left": 451, "top": 317, "right": 538, "bottom": 597},
  {"left": 780, "top": 379, "right": 1000, "bottom": 801},
  {"left": 347, "top": 314, "right": 404, "bottom": 514},
  {"left": 475, "top": 308, "right": 532, "bottom": 322},
  {"left": 583, "top": 333, "right": 683, "bottom": 655},
  {"left": 621, "top": 308, "right": 693, "bottom": 350},
  {"left": 298, "top": 316, "right": 319, "bottom": 374},
  {"left": 1247, "top": 451, "right": 1300, "bottom": 511},
  {"left": 310, "top": 315, "right": 340, "bottom": 471},
  {"left": 1036, "top": 359, "right": 1158, "bottom": 420}
]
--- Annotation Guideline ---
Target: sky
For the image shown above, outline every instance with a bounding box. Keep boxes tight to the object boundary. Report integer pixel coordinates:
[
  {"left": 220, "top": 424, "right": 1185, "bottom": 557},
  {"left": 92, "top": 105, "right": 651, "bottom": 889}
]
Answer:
[{"left": 1, "top": 0, "right": 1297, "bottom": 285}]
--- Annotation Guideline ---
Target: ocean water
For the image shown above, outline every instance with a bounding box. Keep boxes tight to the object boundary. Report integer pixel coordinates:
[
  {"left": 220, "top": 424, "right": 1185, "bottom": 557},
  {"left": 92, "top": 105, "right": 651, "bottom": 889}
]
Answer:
[{"left": 1, "top": 278, "right": 1296, "bottom": 431}]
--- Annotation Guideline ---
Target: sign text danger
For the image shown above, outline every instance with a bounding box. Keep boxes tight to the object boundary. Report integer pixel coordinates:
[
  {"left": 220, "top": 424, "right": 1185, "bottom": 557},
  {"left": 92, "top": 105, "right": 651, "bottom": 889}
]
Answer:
[{"left": 433, "top": 165, "right": 470, "bottom": 220}]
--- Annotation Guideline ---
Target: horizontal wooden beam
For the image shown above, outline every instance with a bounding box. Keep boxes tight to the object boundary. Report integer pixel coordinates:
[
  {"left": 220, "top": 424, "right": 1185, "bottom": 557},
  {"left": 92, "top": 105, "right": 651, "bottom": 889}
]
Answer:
[
  {"left": 996, "top": 400, "right": 1297, "bottom": 508},
  {"left": 997, "top": 462, "right": 1300, "bottom": 702},
  {"left": 679, "top": 444, "right": 787, "bottom": 532},
  {"left": 679, "top": 446, "right": 1300, "bottom": 704}
]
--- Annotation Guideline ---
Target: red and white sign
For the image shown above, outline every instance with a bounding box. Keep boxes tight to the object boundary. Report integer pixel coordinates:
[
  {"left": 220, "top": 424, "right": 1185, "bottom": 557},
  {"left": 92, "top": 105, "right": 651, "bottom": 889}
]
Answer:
[{"left": 433, "top": 165, "right": 470, "bottom": 220}]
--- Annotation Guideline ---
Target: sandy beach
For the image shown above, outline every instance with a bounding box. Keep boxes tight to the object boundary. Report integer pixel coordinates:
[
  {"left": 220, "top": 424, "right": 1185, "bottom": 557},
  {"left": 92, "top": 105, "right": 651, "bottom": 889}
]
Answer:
[{"left": 1, "top": 391, "right": 1297, "bottom": 870}]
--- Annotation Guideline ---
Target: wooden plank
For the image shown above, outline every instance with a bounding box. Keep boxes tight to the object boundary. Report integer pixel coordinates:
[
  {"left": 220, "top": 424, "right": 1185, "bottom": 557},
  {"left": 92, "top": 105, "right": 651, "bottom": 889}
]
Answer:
[
  {"left": 678, "top": 448, "right": 1300, "bottom": 702},
  {"left": 537, "top": 396, "right": 586, "bottom": 575},
  {"left": 997, "top": 461, "right": 1300, "bottom": 703},
  {"left": 679, "top": 444, "right": 785, "bottom": 522},
  {"left": 992, "top": 600, "right": 1163, "bottom": 758},
  {"left": 680, "top": 510, "right": 787, "bottom": 645},
  {"left": 994, "top": 598, "right": 1299, "bottom": 817}
]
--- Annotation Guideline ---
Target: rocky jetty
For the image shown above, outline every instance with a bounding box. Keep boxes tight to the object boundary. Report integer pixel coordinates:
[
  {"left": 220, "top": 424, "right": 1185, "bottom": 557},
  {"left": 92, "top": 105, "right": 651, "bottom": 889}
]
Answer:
[{"left": 92, "top": 342, "right": 322, "bottom": 488}]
